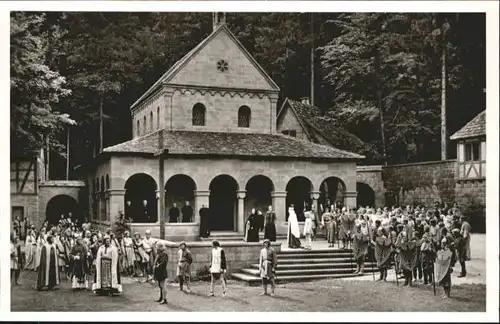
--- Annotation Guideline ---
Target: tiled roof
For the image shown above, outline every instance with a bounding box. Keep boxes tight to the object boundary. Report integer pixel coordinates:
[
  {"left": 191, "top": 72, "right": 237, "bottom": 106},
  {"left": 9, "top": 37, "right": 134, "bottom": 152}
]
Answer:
[
  {"left": 103, "top": 130, "right": 364, "bottom": 160},
  {"left": 282, "top": 99, "right": 379, "bottom": 159},
  {"left": 450, "top": 111, "right": 486, "bottom": 140}
]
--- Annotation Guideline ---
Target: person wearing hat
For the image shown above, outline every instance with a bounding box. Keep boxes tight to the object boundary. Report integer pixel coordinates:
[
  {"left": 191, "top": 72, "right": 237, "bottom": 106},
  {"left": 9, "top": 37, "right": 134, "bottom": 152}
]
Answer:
[
  {"left": 177, "top": 241, "right": 193, "bottom": 293},
  {"left": 133, "top": 232, "right": 149, "bottom": 279},
  {"left": 143, "top": 229, "right": 156, "bottom": 282},
  {"left": 209, "top": 240, "right": 227, "bottom": 297},
  {"left": 153, "top": 242, "right": 168, "bottom": 304},
  {"left": 93, "top": 235, "right": 122, "bottom": 296},
  {"left": 420, "top": 226, "right": 435, "bottom": 285},
  {"left": 259, "top": 239, "right": 277, "bottom": 296},
  {"left": 339, "top": 207, "right": 355, "bottom": 250},
  {"left": 459, "top": 215, "right": 472, "bottom": 261}
]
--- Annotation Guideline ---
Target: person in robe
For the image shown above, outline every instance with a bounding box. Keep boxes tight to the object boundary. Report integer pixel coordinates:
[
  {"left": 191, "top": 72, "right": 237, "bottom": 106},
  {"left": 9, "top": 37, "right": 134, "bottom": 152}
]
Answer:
[
  {"left": 153, "top": 242, "right": 169, "bottom": 305},
  {"left": 36, "top": 235, "right": 59, "bottom": 291},
  {"left": 70, "top": 237, "right": 91, "bottom": 290},
  {"left": 177, "top": 241, "right": 193, "bottom": 293},
  {"left": 169, "top": 202, "right": 180, "bottom": 223},
  {"left": 303, "top": 208, "right": 314, "bottom": 250},
  {"left": 121, "top": 231, "right": 135, "bottom": 275},
  {"left": 11, "top": 234, "right": 23, "bottom": 285},
  {"left": 143, "top": 229, "right": 156, "bottom": 282},
  {"left": 339, "top": 207, "right": 355, "bottom": 250},
  {"left": 420, "top": 227, "right": 436, "bottom": 285},
  {"left": 109, "top": 232, "right": 122, "bottom": 273},
  {"left": 412, "top": 229, "right": 423, "bottom": 284},
  {"left": 24, "top": 228, "right": 37, "bottom": 271},
  {"left": 93, "top": 235, "right": 122, "bottom": 296},
  {"left": 459, "top": 215, "right": 472, "bottom": 262},
  {"left": 35, "top": 227, "right": 48, "bottom": 271},
  {"left": 310, "top": 205, "right": 319, "bottom": 241},
  {"left": 352, "top": 223, "right": 369, "bottom": 275},
  {"left": 287, "top": 205, "right": 302, "bottom": 249},
  {"left": 209, "top": 240, "right": 227, "bottom": 297},
  {"left": 199, "top": 204, "right": 210, "bottom": 238},
  {"left": 263, "top": 205, "right": 277, "bottom": 242},
  {"left": 133, "top": 232, "right": 149, "bottom": 279},
  {"left": 259, "top": 239, "right": 277, "bottom": 296},
  {"left": 181, "top": 201, "right": 193, "bottom": 223},
  {"left": 244, "top": 209, "right": 259, "bottom": 242}
]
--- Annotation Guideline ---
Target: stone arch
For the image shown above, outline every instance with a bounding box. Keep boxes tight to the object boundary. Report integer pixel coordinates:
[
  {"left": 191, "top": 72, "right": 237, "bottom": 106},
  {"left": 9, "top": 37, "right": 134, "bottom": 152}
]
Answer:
[
  {"left": 46, "top": 194, "right": 81, "bottom": 226},
  {"left": 165, "top": 174, "right": 197, "bottom": 223},
  {"left": 143, "top": 115, "right": 147, "bottom": 134},
  {"left": 238, "top": 105, "right": 251, "bottom": 128},
  {"left": 286, "top": 176, "right": 313, "bottom": 222},
  {"left": 319, "top": 176, "right": 346, "bottom": 210},
  {"left": 357, "top": 182, "right": 376, "bottom": 208},
  {"left": 192, "top": 103, "right": 206, "bottom": 126},
  {"left": 209, "top": 174, "right": 239, "bottom": 231},
  {"left": 124, "top": 173, "right": 158, "bottom": 223},
  {"left": 244, "top": 175, "right": 274, "bottom": 218}
]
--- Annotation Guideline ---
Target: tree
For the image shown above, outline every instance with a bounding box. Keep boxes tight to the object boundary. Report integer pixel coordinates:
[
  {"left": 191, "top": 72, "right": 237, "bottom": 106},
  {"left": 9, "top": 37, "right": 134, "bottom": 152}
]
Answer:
[{"left": 10, "top": 12, "right": 74, "bottom": 155}]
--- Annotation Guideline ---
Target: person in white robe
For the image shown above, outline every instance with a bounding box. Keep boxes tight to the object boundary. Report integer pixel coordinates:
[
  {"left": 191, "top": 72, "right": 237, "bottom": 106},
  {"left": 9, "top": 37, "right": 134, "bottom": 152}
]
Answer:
[
  {"left": 287, "top": 206, "right": 302, "bottom": 249},
  {"left": 92, "top": 236, "right": 122, "bottom": 296}
]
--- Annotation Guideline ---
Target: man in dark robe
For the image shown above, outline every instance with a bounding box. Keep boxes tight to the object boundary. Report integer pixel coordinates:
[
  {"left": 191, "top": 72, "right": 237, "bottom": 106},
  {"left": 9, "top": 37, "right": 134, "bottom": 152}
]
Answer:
[
  {"left": 244, "top": 209, "right": 260, "bottom": 242},
  {"left": 169, "top": 203, "right": 180, "bottom": 223},
  {"left": 36, "top": 235, "right": 60, "bottom": 291},
  {"left": 199, "top": 204, "right": 210, "bottom": 238},
  {"left": 181, "top": 201, "right": 193, "bottom": 223}
]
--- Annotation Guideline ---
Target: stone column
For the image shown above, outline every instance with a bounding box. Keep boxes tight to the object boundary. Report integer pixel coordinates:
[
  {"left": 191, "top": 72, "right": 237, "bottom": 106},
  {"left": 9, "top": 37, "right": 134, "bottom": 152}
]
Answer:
[
  {"left": 310, "top": 191, "right": 321, "bottom": 213},
  {"left": 271, "top": 191, "right": 287, "bottom": 235},
  {"left": 108, "top": 189, "right": 126, "bottom": 226},
  {"left": 345, "top": 191, "right": 358, "bottom": 209},
  {"left": 237, "top": 190, "right": 246, "bottom": 233},
  {"left": 194, "top": 190, "right": 210, "bottom": 225},
  {"left": 155, "top": 190, "right": 165, "bottom": 224}
]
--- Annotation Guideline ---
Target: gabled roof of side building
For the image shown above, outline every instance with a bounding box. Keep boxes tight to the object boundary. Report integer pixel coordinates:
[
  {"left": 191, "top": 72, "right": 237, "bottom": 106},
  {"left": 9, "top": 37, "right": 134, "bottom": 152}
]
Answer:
[{"left": 450, "top": 110, "right": 486, "bottom": 140}]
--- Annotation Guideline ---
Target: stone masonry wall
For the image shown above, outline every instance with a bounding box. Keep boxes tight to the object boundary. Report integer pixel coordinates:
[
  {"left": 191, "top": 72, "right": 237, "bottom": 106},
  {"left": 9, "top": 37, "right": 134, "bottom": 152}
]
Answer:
[
  {"left": 159, "top": 240, "right": 282, "bottom": 280},
  {"left": 356, "top": 165, "right": 385, "bottom": 207}
]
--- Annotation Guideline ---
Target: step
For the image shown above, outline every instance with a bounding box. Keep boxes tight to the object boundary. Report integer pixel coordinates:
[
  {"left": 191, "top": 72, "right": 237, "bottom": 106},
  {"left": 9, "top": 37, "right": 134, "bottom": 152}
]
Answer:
[
  {"left": 249, "top": 262, "right": 377, "bottom": 270},
  {"left": 231, "top": 272, "right": 374, "bottom": 283},
  {"left": 277, "top": 257, "right": 363, "bottom": 264},
  {"left": 240, "top": 267, "right": 377, "bottom": 277},
  {"left": 277, "top": 252, "right": 354, "bottom": 259},
  {"left": 279, "top": 248, "right": 353, "bottom": 254}
]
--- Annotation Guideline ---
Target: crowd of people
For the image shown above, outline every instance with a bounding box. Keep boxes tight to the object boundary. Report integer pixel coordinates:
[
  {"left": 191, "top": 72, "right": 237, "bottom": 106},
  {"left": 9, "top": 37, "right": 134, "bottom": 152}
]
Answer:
[
  {"left": 10, "top": 200, "right": 472, "bottom": 301},
  {"left": 286, "top": 201, "right": 473, "bottom": 299}
]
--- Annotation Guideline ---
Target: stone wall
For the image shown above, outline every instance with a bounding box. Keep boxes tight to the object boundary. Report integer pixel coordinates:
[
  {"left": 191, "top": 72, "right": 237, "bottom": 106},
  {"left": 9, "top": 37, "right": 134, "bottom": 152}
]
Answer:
[
  {"left": 356, "top": 165, "right": 385, "bottom": 207},
  {"left": 38, "top": 181, "right": 86, "bottom": 228},
  {"left": 382, "top": 160, "right": 458, "bottom": 206},
  {"left": 158, "top": 240, "right": 282, "bottom": 280}
]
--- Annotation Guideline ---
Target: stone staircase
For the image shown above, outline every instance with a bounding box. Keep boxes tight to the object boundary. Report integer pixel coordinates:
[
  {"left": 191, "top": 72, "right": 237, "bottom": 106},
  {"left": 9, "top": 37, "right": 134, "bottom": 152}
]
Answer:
[{"left": 231, "top": 248, "right": 379, "bottom": 284}]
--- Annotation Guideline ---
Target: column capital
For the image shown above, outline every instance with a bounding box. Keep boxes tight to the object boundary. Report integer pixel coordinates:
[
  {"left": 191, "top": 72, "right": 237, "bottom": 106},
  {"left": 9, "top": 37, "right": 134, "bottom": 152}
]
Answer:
[
  {"left": 310, "top": 191, "right": 321, "bottom": 200},
  {"left": 236, "top": 190, "right": 247, "bottom": 199},
  {"left": 345, "top": 191, "right": 358, "bottom": 198},
  {"left": 271, "top": 191, "right": 287, "bottom": 198},
  {"left": 194, "top": 190, "right": 210, "bottom": 197}
]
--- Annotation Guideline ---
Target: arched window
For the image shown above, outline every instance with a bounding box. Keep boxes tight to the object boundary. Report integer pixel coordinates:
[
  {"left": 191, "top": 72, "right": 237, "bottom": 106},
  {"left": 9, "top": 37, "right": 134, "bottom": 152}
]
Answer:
[
  {"left": 238, "top": 106, "right": 251, "bottom": 128},
  {"left": 136, "top": 120, "right": 140, "bottom": 137},
  {"left": 143, "top": 116, "right": 147, "bottom": 134},
  {"left": 192, "top": 103, "right": 206, "bottom": 126},
  {"left": 157, "top": 107, "right": 160, "bottom": 129},
  {"left": 150, "top": 111, "right": 153, "bottom": 132}
]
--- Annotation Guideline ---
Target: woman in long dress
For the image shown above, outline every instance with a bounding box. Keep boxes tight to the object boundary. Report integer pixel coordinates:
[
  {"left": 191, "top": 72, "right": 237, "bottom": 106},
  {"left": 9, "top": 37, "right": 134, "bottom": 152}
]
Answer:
[
  {"left": 35, "top": 227, "right": 48, "bottom": 271},
  {"left": 120, "top": 231, "right": 135, "bottom": 275},
  {"left": 24, "top": 229, "right": 37, "bottom": 271},
  {"left": 287, "top": 206, "right": 302, "bottom": 249},
  {"left": 303, "top": 209, "right": 314, "bottom": 250}
]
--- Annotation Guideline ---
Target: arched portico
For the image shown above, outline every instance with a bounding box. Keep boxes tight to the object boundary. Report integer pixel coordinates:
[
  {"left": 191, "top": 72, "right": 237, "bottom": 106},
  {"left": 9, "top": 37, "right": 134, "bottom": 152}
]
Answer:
[
  {"left": 209, "top": 174, "right": 239, "bottom": 231},
  {"left": 165, "top": 174, "right": 197, "bottom": 223},
  {"left": 124, "top": 173, "right": 158, "bottom": 223},
  {"left": 285, "top": 176, "right": 313, "bottom": 222}
]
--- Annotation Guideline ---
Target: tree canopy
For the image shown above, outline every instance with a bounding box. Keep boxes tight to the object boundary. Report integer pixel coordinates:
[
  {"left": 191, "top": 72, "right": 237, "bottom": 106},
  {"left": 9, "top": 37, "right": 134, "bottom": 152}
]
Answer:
[{"left": 10, "top": 12, "right": 485, "bottom": 176}]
